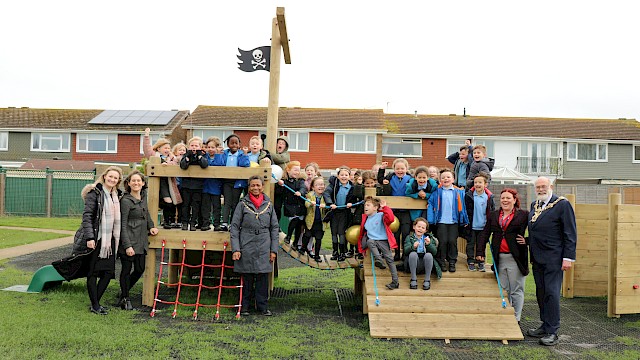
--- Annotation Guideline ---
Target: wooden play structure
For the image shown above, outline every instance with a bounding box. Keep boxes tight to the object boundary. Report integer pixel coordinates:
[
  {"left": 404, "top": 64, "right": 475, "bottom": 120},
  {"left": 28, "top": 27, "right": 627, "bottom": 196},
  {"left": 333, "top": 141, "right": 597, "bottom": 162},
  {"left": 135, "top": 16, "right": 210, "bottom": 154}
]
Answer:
[{"left": 561, "top": 193, "right": 640, "bottom": 318}]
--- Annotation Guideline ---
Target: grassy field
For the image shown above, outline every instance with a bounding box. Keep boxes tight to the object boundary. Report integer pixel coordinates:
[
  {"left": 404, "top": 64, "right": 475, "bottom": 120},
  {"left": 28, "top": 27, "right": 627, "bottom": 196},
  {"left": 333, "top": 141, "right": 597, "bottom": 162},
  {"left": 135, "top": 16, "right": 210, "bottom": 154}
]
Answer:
[
  {"left": 0, "top": 229, "right": 67, "bottom": 249},
  {"left": 0, "top": 216, "right": 81, "bottom": 231}
]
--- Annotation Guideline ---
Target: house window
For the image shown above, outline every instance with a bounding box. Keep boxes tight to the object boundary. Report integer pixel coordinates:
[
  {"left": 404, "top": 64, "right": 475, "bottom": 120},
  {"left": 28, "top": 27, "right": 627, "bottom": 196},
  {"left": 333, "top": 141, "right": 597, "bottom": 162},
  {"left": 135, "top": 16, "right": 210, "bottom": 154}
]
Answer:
[
  {"left": 0, "top": 132, "right": 7, "bottom": 151},
  {"left": 140, "top": 134, "right": 164, "bottom": 154},
  {"left": 193, "top": 129, "right": 234, "bottom": 147},
  {"left": 77, "top": 133, "right": 117, "bottom": 153},
  {"left": 285, "top": 131, "right": 309, "bottom": 152},
  {"left": 567, "top": 143, "right": 607, "bottom": 161},
  {"left": 334, "top": 133, "right": 376, "bottom": 153},
  {"left": 382, "top": 137, "right": 422, "bottom": 157},
  {"left": 447, "top": 139, "right": 494, "bottom": 157},
  {"left": 31, "top": 132, "right": 70, "bottom": 152},
  {"left": 634, "top": 145, "right": 640, "bottom": 163}
]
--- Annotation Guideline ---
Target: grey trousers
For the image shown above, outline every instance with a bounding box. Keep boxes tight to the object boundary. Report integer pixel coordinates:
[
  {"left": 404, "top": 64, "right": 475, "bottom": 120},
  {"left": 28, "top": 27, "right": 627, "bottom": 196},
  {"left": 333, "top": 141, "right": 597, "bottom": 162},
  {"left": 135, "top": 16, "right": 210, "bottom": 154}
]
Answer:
[
  {"left": 498, "top": 253, "right": 526, "bottom": 322},
  {"left": 367, "top": 239, "right": 398, "bottom": 282},
  {"left": 407, "top": 252, "right": 433, "bottom": 282}
]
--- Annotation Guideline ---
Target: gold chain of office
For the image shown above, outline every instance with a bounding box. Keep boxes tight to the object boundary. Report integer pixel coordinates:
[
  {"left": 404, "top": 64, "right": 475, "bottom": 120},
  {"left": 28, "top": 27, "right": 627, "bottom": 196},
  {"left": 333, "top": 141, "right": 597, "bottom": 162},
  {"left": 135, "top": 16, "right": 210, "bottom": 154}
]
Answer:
[
  {"left": 242, "top": 201, "right": 272, "bottom": 219},
  {"left": 530, "top": 196, "right": 566, "bottom": 223}
]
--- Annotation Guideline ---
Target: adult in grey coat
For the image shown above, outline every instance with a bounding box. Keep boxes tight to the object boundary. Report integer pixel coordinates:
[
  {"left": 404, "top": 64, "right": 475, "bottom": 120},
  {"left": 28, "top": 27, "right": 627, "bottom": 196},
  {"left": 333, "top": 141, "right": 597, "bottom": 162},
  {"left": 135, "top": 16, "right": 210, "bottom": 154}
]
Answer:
[
  {"left": 118, "top": 171, "right": 158, "bottom": 310},
  {"left": 231, "top": 175, "right": 279, "bottom": 316}
]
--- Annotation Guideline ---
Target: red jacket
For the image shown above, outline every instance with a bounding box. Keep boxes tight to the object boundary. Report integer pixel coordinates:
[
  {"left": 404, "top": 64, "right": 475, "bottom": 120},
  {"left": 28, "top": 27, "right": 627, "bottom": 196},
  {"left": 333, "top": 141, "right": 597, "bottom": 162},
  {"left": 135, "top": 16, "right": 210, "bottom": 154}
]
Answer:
[{"left": 357, "top": 206, "right": 398, "bottom": 253}]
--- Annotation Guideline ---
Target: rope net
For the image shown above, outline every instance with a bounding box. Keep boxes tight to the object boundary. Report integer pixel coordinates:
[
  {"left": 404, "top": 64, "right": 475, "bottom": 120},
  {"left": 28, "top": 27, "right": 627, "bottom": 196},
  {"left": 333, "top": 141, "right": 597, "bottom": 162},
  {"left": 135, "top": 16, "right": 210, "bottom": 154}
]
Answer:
[{"left": 150, "top": 239, "right": 243, "bottom": 320}]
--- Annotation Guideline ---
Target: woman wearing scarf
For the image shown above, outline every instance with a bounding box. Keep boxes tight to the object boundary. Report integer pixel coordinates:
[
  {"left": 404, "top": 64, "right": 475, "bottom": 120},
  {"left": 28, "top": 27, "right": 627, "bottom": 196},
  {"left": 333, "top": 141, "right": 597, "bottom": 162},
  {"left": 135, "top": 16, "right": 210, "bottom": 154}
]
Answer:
[
  {"left": 477, "top": 188, "right": 529, "bottom": 322},
  {"left": 80, "top": 166, "right": 123, "bottom": 315},
  {"left": 230, "top": 175, "right": 279, "bottom": 316}
]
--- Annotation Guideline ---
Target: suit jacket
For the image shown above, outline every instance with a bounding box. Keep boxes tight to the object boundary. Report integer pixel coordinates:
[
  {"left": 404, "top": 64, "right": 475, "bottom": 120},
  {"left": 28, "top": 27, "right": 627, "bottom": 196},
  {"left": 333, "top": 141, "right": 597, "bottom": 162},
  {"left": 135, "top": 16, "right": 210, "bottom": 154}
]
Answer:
[
  {"left": 478, "top": 209, "right": 529, "bottom": 276},
  {"left": 528, "top": 194, "right": 577, "bottom": 267}
]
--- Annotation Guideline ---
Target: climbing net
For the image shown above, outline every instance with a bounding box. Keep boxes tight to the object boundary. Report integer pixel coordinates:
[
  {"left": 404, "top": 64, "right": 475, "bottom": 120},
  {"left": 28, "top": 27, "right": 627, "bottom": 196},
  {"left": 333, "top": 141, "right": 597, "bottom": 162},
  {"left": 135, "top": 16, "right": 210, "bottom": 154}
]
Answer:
[{"left": 150, "top": 239, "right": 243, "bottom": 320}]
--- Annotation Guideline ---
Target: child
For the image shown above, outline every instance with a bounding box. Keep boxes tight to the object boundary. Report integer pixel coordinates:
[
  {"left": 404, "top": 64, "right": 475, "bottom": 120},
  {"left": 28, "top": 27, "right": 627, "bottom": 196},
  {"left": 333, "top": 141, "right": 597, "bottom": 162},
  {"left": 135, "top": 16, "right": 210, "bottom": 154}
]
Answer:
[
  {"left": 357, "top": 196, "right": 399, "bottom": 290},
  {"left": 463, "top": 172, "right": 495, "bottom": 271},
  {"left": 465, "top": 145, "right": 495, "bottom": 190},
  {"left": 326, "top": 166, "right": 357, "bottom": 261},
  {"left": 447, "top": 145, "right": 472, "bottom": 189},
  {"left": 277, "top": 161, "right": 307, "bottom": 249},
  {"left": 272, "top": 136, "right": 290, "bottom": 220},
  {"left": 142, "top": 128, "right": 181, "bottom": 229},
  {"left": 220, "top": 134, "right": 250, "bottom": 231},
  {"left": 300, "top": 177, "right": 330, "bottom": 262},
  {"left": 172, "top": 142, "right": 187, "bottom": 228},
  {"left": 427, "top": 168, "right": 469, "bottom": 272},
  {"left": 378, "top": 158, "right": 412, "bottom": 260},
  {"left": 179, "top": 136, "right": 209, "bottom": 230},
  {"left": 405, "top": 166, "right": 438, "bottom": 221},
  {"left": 403, "top": 217, "right": 441, "bottom": 290},
  {"left": 247, "top": 135, "right": 272, "bottom": 165},
  {"left": 302, "top": 162, "right": 321, "bottom": 255},
  {"left": 202, "top": 136, "right": 225, "bottom": 231},
  {"left": 427, "top": 166, "right": 440, "bottom": 185}
]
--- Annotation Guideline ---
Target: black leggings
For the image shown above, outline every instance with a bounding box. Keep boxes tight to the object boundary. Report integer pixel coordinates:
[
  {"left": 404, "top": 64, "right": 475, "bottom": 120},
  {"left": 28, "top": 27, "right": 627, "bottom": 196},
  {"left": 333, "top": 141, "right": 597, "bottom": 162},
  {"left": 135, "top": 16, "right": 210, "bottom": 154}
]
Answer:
[
  {"left": 119, "top": 254, "right": 146, "bottom": 298},
  {"left": 287, "top": 217, "right": 304, "bottom": 247},
  {"left": 87, "top": 271, "right": 112, "bottom": 310}
]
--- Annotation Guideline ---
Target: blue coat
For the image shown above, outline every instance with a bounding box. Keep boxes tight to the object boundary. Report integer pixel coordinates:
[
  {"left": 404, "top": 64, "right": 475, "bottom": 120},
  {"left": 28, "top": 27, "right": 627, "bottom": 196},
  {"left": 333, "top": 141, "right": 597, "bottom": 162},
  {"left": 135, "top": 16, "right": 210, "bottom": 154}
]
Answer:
[
  {"left": 203, "top": 153, "right": 224, "bottom": 195},
  {"left": 528, "top": 194, "right": 577, "bottom": 267},
  {"left": 427, "top": 185, "right": 469, "bottom": 226},
  {"left": 221, "top": 149, "right": 250, "bottom": 189},
  {"left": 405, "top": 177, "right": 437, "bottom": 221}
]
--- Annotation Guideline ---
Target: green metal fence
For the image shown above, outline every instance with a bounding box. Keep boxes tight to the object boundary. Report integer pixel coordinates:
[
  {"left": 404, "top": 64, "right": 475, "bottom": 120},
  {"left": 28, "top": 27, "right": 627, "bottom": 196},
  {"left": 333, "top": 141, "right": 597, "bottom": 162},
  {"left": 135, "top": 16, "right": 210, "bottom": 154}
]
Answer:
[{"left": 0, "top": 168, "right": 95, "bottom": 217}]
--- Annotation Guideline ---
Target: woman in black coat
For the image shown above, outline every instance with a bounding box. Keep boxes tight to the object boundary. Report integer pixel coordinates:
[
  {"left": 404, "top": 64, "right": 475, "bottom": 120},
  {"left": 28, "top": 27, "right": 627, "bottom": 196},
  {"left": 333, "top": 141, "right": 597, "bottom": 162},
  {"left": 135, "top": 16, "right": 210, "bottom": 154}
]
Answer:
[
  {"left": 477, "top": 188, "right": 529, "bottom": 322},
  {"left": 80, "top": 166, "right": 123, "bottom": 315},
  {"left": 118, "top": 170, "right": 158, "bottom": 310}
]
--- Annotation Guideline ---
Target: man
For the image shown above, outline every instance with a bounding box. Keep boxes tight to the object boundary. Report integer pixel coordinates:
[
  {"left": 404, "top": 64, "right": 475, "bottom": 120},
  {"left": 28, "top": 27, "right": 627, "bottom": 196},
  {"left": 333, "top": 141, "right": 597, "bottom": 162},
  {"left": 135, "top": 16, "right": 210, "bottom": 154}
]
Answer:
[{"left": 520, "top": 177, "right": 577, "bottom": 346}]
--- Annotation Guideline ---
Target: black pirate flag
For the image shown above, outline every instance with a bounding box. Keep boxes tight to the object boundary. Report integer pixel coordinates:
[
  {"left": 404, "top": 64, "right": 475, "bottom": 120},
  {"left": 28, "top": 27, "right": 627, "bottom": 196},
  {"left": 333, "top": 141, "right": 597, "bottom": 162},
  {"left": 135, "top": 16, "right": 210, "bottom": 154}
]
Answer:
[{"left": 237, "top": 46, "right": 271, "bottom": 72}]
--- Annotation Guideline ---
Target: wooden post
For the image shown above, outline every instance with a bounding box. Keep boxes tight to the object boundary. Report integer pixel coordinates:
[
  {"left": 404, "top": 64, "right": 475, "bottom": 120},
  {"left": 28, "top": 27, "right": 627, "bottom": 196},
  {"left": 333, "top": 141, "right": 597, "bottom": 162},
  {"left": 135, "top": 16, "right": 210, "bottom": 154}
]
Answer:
[
  {"left": 266, "top": 17, "right": 281, "bottom": 155},
  {"left": 143, "top": 156, "right": 161, "bottom": 306},
  {"left": 562, "top": 194, "right": 576, "bottom": 298},
  {"left": 607, "top": 192, "right": 621, "bottom": 318}
]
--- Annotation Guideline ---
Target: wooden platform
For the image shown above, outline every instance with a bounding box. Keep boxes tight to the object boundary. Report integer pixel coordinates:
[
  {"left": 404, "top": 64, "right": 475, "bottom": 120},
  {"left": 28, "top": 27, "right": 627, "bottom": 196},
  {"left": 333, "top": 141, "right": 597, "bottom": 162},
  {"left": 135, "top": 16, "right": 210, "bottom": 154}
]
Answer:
[
  {"left": 361, "top": 254, "right": 524, "bottom": 342},
  {"left": 279, "top": 240, "right": 360, "bottom": 269}
]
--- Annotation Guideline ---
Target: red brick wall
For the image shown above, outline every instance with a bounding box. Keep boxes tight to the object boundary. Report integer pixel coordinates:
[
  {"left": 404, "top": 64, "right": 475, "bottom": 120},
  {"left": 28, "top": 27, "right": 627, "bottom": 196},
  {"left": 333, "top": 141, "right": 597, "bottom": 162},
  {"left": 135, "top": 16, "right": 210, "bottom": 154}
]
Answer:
[
  {"left": 72, "top": 134, "right": 144, "bottom": 163},
  {"left": 381, "top": 138, "right": 449, "bottom": 170},
  {"left": 290, "top": 132, "right": 377, "bottom": 170}
]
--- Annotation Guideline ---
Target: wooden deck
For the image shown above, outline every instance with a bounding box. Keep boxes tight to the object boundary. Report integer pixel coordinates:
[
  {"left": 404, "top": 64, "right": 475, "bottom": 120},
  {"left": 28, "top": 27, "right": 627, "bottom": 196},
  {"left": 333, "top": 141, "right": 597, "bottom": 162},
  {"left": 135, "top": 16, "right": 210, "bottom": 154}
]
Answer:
[{"left": 361, "top": 254, "right": 524, "bottom": 342}]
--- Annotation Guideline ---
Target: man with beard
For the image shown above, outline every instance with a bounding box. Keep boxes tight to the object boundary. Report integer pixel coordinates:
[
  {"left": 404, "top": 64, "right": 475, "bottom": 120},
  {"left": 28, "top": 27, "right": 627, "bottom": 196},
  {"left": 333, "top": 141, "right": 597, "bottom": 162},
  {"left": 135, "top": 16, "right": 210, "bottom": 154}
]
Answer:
[{"left": 520, "top": 177, "right": 577, "bottom": 346}]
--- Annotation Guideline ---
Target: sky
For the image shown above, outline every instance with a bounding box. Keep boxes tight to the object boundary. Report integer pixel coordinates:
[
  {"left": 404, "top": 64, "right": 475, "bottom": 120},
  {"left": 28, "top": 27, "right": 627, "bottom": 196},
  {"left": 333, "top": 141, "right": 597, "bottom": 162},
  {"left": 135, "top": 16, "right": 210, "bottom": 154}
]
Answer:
[{"left": 1, "top": 1, "right": 639, "bottom": 120}]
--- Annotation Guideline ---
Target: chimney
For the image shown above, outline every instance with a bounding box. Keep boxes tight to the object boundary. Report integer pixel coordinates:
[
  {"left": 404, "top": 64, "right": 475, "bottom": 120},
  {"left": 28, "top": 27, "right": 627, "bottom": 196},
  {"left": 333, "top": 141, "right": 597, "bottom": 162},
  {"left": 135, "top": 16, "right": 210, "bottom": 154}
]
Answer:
[{"left": 463, "top": 107, "right": 466, "bottom": 117}]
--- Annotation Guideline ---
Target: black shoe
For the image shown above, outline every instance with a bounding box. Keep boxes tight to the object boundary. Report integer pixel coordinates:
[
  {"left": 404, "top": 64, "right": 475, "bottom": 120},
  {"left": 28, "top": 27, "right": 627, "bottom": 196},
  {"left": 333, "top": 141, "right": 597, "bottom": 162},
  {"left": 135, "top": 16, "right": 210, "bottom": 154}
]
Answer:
[
  {"left": 181, "top": 224, "right": 189, "bottom": 231},
  {"left": 162, "top": 223, "right": 172, "bottom": 230},
  {"left": 344, "top": 251, "right": 354, "bottom": 258},
  {"left": 124, "top": 298, "right": 133, "bottom": 311},
  {"left": 527, "top": 327, "right": 546, "bottom": 338},
  {"left": 393, "top": 253, "right": 400, "bottom": 261},
  {"left": 355, "top": 253, "right": 364, "bottom": 260},
  {"left": 213, "top": 225, "right": 222, "bottom": 231},
  {"left": 337, "top": 254, "right": 346, "bottom": 262},
  {"left": 330, "top": 252, "right": 338, "bottom": 261},
  {"left": 449, "top": 263, "right": 456, "bottom": 273},
  {"left": 314, "top": 256, "right": 323, "bottom": 263},
  {"left": 374, "top": 259, "right": 387, "bottom": 269},
  {"left": 385, "top": 281, "right": 399, "bottom": 290},
  {"left": 200, "top": 226, "right": 211, "bottom": 231},
  {"left": 409, "top": 280, "right": 418, "bottom": 290},
  {"left": 298, "top": 248, "right": 305, "bottom": 255},
  {"left": 219, "top": 223, "right": 229, "bottom": 232},
  {"left": 118, "top": 297, "right": 126, "bottom": 310},
  {"left": 261, "top": 310, "right": 272, "bottom": 316},
  {"left": 423, "top": 281, "right": 431, "bottom": 290},
  {"left": 441, "top": 263, "right": 448, "bottom": 272},
  {"left": 539, "top": 333, "right": 559, "bottom": 346},
  {"left": 189, "top": 224, "right": 197, "bottom": 231},
  {"left": 90, "top": 306, "right": 108, "bottom": 315},
  {"left": 240, "top": 310, "right": 250, "bottom": 316},
  {"left": 284, "top": 236, "right": 291, "bottom": 244}
]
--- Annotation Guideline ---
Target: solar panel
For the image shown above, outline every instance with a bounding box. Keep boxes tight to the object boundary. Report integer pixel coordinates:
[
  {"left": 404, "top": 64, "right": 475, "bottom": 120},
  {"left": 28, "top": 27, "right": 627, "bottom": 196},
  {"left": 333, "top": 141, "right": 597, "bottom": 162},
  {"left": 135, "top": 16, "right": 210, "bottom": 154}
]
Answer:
[{"left": 88, "top": 110, "right": 178, "bottom": 125}]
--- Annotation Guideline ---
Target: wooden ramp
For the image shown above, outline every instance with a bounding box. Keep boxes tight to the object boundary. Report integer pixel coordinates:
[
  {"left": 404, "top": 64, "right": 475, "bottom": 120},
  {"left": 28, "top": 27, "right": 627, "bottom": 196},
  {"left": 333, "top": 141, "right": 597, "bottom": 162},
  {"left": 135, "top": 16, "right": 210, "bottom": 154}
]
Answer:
[
  {"left": 361, "top": 255, "right": 524, "bottom": 342},
  {"left": 279, "top": 240, "right": 360, "bottom": 270}
]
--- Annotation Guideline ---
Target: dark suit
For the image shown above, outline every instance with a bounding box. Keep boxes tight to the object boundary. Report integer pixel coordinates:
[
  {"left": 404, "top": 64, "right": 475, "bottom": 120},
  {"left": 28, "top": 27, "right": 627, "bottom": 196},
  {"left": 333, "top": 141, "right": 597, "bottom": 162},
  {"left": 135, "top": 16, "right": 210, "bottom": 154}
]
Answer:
[{"left": 528, "top": 194, "right": 577, "bottom": 335}]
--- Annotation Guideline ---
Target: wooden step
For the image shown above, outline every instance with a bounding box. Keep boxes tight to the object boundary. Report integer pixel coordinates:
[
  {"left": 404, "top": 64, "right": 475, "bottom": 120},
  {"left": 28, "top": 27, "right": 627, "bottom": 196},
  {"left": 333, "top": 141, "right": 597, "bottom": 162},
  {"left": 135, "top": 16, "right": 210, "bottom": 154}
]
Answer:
[{"left": 366, "top": 296, "right": 512, "bottom": 314}]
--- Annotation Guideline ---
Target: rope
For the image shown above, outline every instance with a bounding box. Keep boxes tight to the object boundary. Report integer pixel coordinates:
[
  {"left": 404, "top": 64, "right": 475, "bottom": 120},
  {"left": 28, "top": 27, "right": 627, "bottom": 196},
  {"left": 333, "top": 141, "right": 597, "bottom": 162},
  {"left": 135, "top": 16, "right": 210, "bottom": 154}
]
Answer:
[
  {"left": 273, "top": 174, "right": 364, "bottom": 209},
  {"left": 488, "top": 243, "right": 508, "bottom": 309},
  {"left": 370, "top": 251, "right": 380, "bottom": 306}
]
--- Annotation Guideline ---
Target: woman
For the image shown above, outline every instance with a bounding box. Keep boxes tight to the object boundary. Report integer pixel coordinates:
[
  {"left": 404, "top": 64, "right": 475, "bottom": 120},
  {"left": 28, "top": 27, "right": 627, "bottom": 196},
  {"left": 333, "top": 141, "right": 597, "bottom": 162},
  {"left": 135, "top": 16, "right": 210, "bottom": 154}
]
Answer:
[
  {"left": 230, "top": 175, "right": 279, "bottom": 316},
  {"left": 118, "top": 170, "right": 158, "bottom": 310},
  {"left": 477, "top": 188, "right": 529, "bottom": 322},
  {"left": 80, "top": 166, "right": 123, "bottom": 315}
]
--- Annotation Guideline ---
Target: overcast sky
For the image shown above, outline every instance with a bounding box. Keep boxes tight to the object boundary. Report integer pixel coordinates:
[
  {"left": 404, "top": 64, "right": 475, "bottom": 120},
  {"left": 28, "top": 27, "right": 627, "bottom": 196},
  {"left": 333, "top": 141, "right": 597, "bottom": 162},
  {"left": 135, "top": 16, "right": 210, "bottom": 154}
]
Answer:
[{"left": 1, "top": 1, "right": 639, "bottom": 120}]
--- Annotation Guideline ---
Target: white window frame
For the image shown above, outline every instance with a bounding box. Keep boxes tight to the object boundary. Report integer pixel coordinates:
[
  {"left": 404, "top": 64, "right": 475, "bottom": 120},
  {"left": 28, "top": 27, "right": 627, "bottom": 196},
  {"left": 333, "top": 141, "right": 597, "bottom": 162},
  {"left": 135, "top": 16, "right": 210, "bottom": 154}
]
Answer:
[
  {"left": 31, "top": 132, "right": 70, "bottom": 152},
  {"left": 567, "top": 142, "right": 608, "bottom": 162},
  {"left": 140, "top": 134, "right": 164, "bottom": 154},
  {"left": 334, "top": 133, "right": 376, "bottom": 154},
  {"left": 76, "top": 133, "right": 118, "bottom": 153},
  {"left": 633, "top": 145, "right": 640, "bottom": 164},
  {"left": 285, "top": 131, "right": 309, "bottom": 152},
  {"left": 193, "top": 129, "right": 234, "bottom": 147},
  {"left": 0, "top": 132, "right": 7, "bottom": 151},
  {"left": 382, "top": 137, "right": 422, "bottom": 158}
]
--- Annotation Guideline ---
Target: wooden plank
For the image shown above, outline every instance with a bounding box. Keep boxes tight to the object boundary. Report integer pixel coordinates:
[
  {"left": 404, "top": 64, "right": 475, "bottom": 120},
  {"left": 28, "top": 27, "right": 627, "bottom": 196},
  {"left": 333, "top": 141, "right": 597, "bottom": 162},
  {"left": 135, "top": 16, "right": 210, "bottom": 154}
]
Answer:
[
  {"left": 576, "top": 220, "right": 609, "bottom": 237},
  {"left": 142, "top": 248, "right": 156, "bottom": 306},
  {"left": 613, "top": 295, "right": 640, "bottom": 315},
  {"left": 345, "top": 257, "right": 360, "bottom": 268},
  {"left": 576, "top": 237, "right": 608, "bottom": 251},
  {"left": 608, "top": 193, "right": 621, "bottom": 318},
  {"left": 276, "top": 7, "right": 291, "bottom": 64},
  {"left": 146, "top": 163, "right": 271, "bottom": 181},
  {"left": 574, "top": 281, "right": 608, "bottom": 297},
  {"left": 576, "top": 250, "right": 607, "bottom": 262},
  {"left": 325, "top": 256, "right": 339, "bottom": 270},
  {"left": 616, "top": 262, "right": 640, "bottom": 275},
  {"left": 364, "top": 280, "right": 499, "bottom": 298},
  {"left": 615, "top": 239, "right": 640, "bottom": 250},
  {"left": 617, "top": 205, "right": 640, "bottom": 223},
  {"left": 373, "top": 196, "right": 427, "bottom": 210},
  {"left": 615, "top": 277, "right": 640, "bottom": 296},
  {"left": 368, "top": 313, "right": 523, "bottom": 340},
  {"left": 366, "top": 274, "right": 497, "bottom": 287},
  {"left": 366, "top": 296, "right": 513, "bottom": 315},
  {"left": 573, "top": 266, "right": 608, "bottom": 282},
  {"left": 575, "top": 204, "right": 608, "bottom": 220},
  {"left": 563, "top": 195, "right": 576, "bottom": 298},
  {"left": 616, "top": 228, "right": 640, "bottom": 241},
  {"left": 149, "top": 231, "right": 230, "bottom": 250}
]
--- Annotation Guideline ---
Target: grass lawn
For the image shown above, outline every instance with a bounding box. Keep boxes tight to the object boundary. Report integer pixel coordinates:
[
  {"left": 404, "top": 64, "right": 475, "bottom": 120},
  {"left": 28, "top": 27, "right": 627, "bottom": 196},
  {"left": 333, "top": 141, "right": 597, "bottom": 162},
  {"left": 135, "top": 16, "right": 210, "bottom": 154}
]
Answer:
[
  {"left": 0, "top": 229, "right": 67, "bottom": 249},
  {"left": 0, "top": 216, "right": 81, "bottom": 232}
]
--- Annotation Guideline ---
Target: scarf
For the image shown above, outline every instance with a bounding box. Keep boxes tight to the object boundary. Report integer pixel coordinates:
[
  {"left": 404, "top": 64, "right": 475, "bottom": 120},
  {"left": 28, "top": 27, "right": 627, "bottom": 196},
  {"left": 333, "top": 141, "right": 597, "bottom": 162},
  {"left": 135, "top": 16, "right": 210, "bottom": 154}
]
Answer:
[
  {"left": 249, "top": 192, "right": 264, "bottom": 210},
  {"left": 98, "top": 188, "right": 121, "bottom": 259}
]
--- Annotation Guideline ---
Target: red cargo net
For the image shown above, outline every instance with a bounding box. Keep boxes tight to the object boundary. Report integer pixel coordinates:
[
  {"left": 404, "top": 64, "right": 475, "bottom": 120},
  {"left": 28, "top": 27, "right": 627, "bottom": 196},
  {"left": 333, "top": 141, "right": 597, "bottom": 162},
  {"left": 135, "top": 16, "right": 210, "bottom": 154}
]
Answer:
[{"left": 150, "top": 239, "right": 244, "bottom": 320}]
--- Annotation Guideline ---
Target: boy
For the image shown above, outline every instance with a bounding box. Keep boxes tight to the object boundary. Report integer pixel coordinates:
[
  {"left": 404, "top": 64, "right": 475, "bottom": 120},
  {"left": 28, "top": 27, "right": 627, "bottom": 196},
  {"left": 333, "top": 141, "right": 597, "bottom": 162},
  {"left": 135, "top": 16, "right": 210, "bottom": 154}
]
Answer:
[
  {"left": 465, "top": 145, "right": 495, "bottom": 190},
  {"left": 447, "top": 145, "right": 472, "bottom": 189},
  {"left": 272, "top": 136, "right": 290, "bottom": 220},
  {"left": 463, "top": 172, "right": 495, "bottom": 271},
  {"left": 179, "top": 136, "right": 208, "bottom": 231},
  {"left": 202, "top": 136, "right": 225, "bottom": 231},
  {"left": 247, "top": 135, "right": 272, "bottom": 165},
  {"left": 357, "top": 196, "right": 399, "bottom": 290}
]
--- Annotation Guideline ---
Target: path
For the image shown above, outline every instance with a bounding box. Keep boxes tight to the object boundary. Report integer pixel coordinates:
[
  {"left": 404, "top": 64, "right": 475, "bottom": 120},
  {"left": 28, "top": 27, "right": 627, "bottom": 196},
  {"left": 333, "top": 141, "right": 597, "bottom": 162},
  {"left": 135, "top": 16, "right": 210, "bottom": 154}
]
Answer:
[{"left": 0, "top": 226, "right": 74, "bottom": 260}]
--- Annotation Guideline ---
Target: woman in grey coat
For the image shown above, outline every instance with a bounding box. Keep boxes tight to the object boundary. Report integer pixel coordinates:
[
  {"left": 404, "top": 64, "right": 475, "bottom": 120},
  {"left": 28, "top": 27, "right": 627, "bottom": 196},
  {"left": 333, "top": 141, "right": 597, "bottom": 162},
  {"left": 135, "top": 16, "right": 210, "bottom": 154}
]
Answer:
[
  {"left": 231, "top": 175, "right": 279, "bottom": 316},
  {"left": 118, "top": 170, "right": 158, "bottom": 310}
]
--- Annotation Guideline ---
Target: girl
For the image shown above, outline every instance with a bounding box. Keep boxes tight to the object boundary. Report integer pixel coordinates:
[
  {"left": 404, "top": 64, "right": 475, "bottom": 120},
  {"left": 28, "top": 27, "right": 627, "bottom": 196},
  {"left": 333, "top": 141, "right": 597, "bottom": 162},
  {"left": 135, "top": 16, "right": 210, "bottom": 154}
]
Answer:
[
  {"left": 300, "top": 177, "right": 330, "bottom": 262},
  {"left": 405, "top": 166, "right": 438, "bottom": 221},
  {"left": 142, "top": 128, "right": 181, "bottom": 229},
  {"left": 172, "top": 142, "right": 187, "bottom": 229},
  {"left": 302, "top": 162, "right": 321, "bottom": 255},
  {"left": 378, "top": 158, "right": 413, "bottom": 260},
  {"left": 118, "top": 170, "right": 158, "bottom": 310},
  {"left": 427, "top": 166, "right": 440, "bottom": 185},
  {"left": 202, "top": 137, "right": 224, "bottom": 231},
  {"left": 80, "top": 166, "right": 123, "bottom": 315},
  {"left": 276, "top": 161, "right": 307, "bottom": 249},
  {"left": 326, "top": 166, "right": 357, "bottom": 261},
  {"left": 220, "top": 134, "right": 250, "bottom": 231},
  {"left": 403, "top": 218, "right": 441, "bottom": 290},
  {"left": 427, "top": 168, "right": 469, "bottom": 273}
]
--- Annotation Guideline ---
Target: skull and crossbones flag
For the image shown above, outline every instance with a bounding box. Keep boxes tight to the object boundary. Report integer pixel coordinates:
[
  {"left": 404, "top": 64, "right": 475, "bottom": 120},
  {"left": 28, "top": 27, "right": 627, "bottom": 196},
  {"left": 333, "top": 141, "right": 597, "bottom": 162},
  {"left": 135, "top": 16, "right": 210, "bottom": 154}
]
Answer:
[{"left": 237, "top": 46, "right": 271, "bottom": 72}]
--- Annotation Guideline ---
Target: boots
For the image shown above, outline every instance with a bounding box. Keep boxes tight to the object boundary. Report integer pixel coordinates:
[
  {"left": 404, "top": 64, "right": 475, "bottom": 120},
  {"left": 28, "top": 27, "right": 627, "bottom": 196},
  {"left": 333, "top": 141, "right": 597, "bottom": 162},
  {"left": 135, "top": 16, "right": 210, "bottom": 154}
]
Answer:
[{"left": 330, "top": 242, "right": 339, "bottom": 260}]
